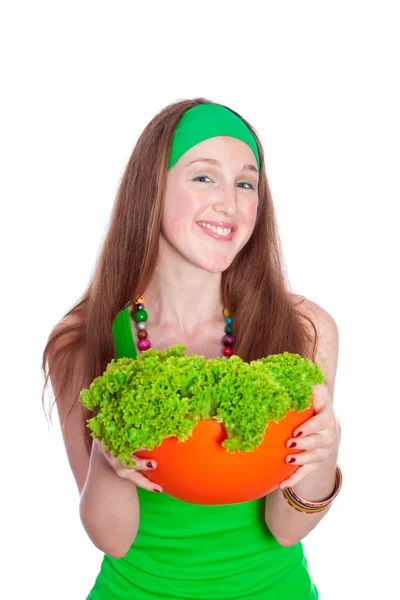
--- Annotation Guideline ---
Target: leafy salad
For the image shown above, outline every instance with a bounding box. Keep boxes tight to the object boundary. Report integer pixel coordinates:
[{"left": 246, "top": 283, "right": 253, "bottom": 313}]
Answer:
[{"left": 79, "top": 345, "right": 324, "bottom": 467}]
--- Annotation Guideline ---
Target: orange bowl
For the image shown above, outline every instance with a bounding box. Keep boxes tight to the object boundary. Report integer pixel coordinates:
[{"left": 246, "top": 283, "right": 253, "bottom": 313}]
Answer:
[{"left": 135, "top": 406, "right": 314, "bottom": 504}]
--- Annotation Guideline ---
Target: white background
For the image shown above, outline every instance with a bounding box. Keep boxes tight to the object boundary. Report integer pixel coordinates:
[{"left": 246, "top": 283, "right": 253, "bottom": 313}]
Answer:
[{"left": 2, "top": 1, "right": 399, "bottom": 598}]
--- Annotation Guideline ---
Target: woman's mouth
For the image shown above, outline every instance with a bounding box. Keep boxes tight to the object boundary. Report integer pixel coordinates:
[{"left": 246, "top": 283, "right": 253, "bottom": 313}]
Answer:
[{"left": 196, "top": 221, "right": 236, "bottom": 242}]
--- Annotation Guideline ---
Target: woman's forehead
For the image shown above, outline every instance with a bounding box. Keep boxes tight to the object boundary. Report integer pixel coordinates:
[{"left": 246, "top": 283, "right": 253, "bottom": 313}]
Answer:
[{"left": 178, "top": 136, "right": 258, "bottom": 168}]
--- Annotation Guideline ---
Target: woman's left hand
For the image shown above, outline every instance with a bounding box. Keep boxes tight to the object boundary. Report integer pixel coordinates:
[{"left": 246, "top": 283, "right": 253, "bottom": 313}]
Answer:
[{"left": 279, "top": 384, "right": 341, "bottom": 490}]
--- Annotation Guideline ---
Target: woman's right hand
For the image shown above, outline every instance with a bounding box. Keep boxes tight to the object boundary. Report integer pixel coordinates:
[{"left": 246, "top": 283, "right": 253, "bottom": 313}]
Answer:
[{"left": 93, "top": 439, "right": 163, "bottom": 494}]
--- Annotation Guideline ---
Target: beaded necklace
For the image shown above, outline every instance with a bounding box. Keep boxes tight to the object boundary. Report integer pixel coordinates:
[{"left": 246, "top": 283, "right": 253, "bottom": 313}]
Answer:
[{"left": 132, "top": 294, "right": 234, "bottom": 358}]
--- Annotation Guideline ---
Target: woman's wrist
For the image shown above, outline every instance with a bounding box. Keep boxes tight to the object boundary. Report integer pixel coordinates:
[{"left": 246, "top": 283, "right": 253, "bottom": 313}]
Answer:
[
  {"left": 282, "top": 464, "right": 342, "bottom": 513},
  {"left": 286, "top": 447, "right": 339, "bottom": 501},
  {"left": 280, "top": 445, "right": 342, "bottom": 513}
]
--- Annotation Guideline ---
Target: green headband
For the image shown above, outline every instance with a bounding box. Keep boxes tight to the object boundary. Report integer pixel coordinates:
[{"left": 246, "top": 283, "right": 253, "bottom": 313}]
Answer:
[{"left": 168, "top": 104, "right": 260, "bottom": 171}]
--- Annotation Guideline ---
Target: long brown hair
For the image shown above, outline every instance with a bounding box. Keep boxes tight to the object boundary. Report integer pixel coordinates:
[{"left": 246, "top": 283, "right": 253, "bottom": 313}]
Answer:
[{"left": 41, "top": 97, "right": 317, "bottom": 454}]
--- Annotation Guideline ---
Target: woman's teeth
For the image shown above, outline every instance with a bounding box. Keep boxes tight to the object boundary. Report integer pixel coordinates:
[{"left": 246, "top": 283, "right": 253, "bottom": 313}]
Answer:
[{"left": 197, "top": 222, "right": 233, "bottom": 236}]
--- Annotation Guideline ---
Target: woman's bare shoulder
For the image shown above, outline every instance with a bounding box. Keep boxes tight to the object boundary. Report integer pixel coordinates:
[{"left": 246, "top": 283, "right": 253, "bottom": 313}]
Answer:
[
  {"left": 289, "top": 293, "right": 337, "bottom": 330},
  {"left": 290, "top": 293, "right": 339, "bottom": 391}
]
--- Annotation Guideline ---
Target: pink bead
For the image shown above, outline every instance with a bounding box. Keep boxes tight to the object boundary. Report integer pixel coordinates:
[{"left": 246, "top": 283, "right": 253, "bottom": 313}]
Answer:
[
  {"left": 222, "top": 334, "right": 234, "bottom": 347},
  {"left": 138, "top": 338, "right": 151, "bottom": 351}
]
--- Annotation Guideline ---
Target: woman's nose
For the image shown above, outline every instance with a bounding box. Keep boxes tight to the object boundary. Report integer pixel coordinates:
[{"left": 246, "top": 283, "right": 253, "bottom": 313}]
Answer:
[{"left": 212, "top": 188, "right": 238, "bottom": 216}]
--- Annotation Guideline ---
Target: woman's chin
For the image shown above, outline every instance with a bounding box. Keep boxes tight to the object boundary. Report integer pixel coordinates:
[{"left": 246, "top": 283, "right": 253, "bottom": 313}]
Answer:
[{"left": 200, "top": 256, "right": 234, "bottom": 273}]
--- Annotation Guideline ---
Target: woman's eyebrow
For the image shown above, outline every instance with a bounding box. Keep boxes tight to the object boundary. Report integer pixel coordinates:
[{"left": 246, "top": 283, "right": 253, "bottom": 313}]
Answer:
[{"left": 186, "top": 158, "right": 258, "bottom": 173}]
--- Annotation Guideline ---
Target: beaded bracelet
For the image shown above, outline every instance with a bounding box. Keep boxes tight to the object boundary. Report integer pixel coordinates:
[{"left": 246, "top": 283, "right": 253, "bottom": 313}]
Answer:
[{"left": 282, "top": 465, "right": 343, "bottom": 514}]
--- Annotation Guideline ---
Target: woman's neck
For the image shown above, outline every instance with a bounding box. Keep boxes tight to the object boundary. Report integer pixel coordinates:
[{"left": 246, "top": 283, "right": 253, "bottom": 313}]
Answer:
[{"left": 138, "top": 263, "right": 224, "bottom": 337}]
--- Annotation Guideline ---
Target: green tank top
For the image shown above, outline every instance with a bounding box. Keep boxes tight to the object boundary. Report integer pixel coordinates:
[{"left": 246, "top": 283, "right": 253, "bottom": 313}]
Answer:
[{"left": 86, "top": 308, "right": 319, "bottom": 599}]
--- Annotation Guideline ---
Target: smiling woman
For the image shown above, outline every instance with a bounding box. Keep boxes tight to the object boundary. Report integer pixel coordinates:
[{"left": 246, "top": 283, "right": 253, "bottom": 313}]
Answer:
[
  {"left": 162, "top": 135, "right": 260, "bottom": 273},
  {"left": 42, "top": 98, "right": 341, "bottom": 600}
]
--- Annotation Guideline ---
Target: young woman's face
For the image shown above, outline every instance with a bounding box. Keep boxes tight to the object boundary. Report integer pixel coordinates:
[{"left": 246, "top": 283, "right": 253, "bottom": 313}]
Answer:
[{"left": 161, "top": 136, "right": 259, "bottom": 273}]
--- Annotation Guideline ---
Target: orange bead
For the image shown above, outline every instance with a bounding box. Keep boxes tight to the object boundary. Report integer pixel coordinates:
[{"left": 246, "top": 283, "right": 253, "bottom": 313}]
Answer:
[
  {"left": 138, "top": 330, "right": 148, "bottom": 339},
  {"left": 136, "top": 294, "right": 145, "bottom": 304},
  {"left": 223, "top": 308, "right": 230, "bottom": 318}
]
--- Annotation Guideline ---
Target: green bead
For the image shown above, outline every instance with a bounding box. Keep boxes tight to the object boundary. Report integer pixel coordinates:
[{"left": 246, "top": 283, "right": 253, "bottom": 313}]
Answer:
[
  {"left": 133, "top": 309, "right": 148, "bottom": 323},
  {"left": 225, "top": 324, "right": 232, "bottom": 334}
]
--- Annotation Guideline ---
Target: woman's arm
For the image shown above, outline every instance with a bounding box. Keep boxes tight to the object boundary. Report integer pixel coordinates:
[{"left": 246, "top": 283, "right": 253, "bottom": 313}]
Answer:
[
  {"left": 48, "top": 315, "right": 141, "bottom": 558},
  {"left": 265, "top": 300, "right": 341, "bottom": 546},
  {"left": 80, "top": 439, "right": 140, "bottom": 558}
]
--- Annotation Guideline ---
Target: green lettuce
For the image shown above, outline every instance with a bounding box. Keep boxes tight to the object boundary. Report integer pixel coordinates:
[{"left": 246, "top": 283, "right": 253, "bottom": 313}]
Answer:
[{"left": 79, "top": 345, "right": 324, "bottom": 467}]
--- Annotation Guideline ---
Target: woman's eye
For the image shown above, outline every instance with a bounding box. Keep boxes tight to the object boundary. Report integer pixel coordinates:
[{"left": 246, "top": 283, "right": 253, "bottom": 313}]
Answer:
[
  {"left": 192, "top": 175, "right": 213, "bottom": 183},
  {"left": 237, "top": 181, "right": 254, "bottom": 190}
]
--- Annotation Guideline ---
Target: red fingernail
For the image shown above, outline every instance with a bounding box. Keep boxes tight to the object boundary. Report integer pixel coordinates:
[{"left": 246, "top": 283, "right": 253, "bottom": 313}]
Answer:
[
  {"left": 153, "top": 488, "right": 162, "bottom": 493},
  {"left": 146, "top": 461, "right": 154, "bottom": 468},
  {"left": 289, "top": 441, "right": 297, "bottom": 448},
  {"left": 288, "top": 457, "right": 296, "bottom": 463},
  {"left": 295, "top": 431, "right": 303, "bottom": 437}
]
